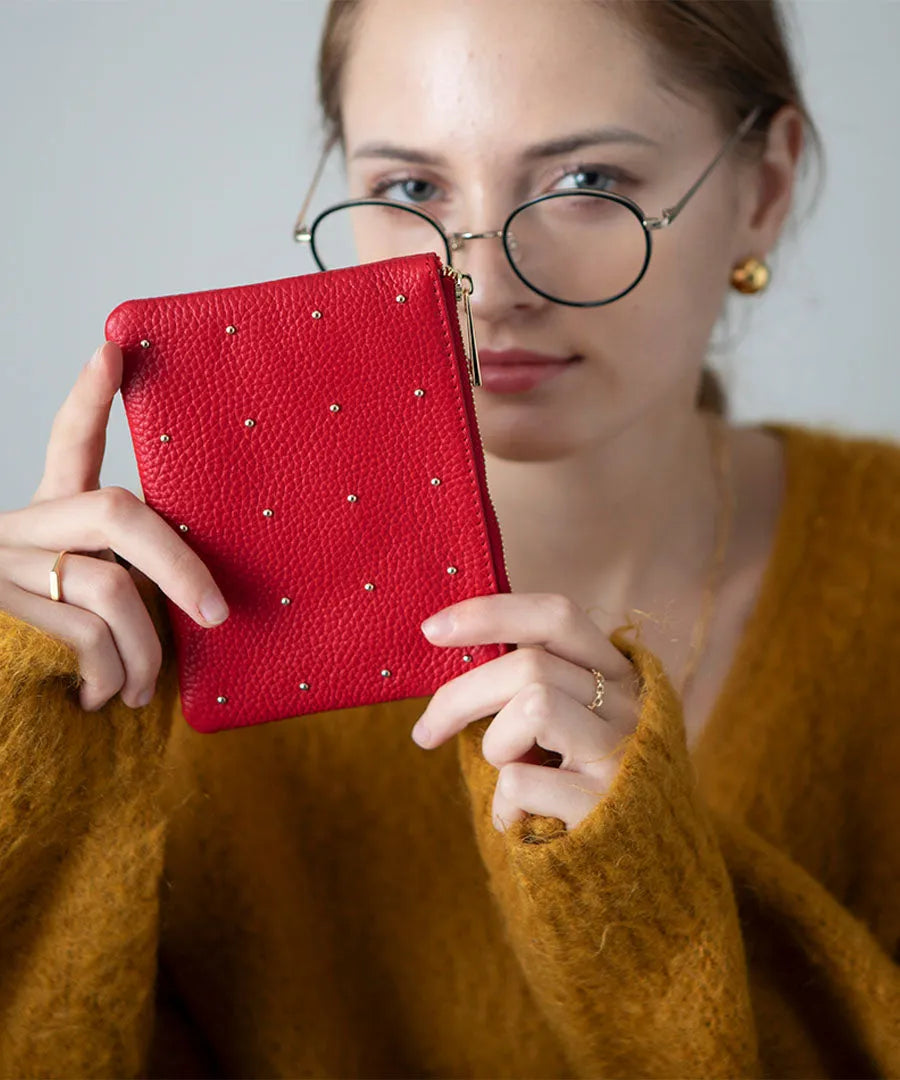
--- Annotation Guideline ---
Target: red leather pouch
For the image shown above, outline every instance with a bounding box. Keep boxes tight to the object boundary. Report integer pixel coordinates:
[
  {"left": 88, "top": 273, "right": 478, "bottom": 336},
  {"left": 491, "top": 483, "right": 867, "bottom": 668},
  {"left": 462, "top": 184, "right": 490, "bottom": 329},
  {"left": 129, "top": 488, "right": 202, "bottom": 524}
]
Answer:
[{"left": 105, "top": 251, "right": 511, "bottom": 733}]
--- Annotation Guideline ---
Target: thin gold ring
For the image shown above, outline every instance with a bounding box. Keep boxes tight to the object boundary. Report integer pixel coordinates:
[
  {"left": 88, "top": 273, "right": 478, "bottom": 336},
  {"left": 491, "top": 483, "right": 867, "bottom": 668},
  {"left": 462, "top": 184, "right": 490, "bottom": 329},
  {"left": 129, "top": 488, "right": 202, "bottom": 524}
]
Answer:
[
  {"left": 588, "top": 668, "right": 607, "bottom": 719},
  {"left": 49, "top": 550, "right": 69, "bottom": 602}
]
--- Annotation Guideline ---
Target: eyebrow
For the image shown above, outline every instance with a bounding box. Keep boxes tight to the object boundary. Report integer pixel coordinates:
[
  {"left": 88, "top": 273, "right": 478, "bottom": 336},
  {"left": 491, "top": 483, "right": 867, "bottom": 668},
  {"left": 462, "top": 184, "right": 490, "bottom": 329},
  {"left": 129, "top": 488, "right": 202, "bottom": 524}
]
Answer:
[{"left": 350, "top": 126, "right": 659, "bottom": 166}]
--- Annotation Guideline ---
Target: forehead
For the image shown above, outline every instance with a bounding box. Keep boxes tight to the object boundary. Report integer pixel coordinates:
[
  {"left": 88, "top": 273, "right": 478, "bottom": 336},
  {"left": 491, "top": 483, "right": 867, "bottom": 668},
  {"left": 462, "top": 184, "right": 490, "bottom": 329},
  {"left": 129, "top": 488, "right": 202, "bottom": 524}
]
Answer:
[{"left": 340, "top": 0, "right": 681, "bottom": 153}]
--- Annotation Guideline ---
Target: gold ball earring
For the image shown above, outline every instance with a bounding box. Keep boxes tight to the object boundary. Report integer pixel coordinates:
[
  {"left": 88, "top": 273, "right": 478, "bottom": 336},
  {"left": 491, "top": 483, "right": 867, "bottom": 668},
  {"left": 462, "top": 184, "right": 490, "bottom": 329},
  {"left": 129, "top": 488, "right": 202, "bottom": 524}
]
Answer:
[{"left": 730, "top": 256, "right": 770, "bottom": 294}]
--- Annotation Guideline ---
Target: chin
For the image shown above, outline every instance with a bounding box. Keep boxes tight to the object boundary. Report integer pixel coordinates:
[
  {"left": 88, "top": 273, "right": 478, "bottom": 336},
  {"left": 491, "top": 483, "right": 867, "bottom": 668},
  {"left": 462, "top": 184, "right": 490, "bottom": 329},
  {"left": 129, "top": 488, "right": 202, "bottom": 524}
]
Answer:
[
  {"left": 473, "top": 375, "right": 603, "bottom": 463},
  {"left": 479, "top": 416, "right": 586, "bottom": 463}
]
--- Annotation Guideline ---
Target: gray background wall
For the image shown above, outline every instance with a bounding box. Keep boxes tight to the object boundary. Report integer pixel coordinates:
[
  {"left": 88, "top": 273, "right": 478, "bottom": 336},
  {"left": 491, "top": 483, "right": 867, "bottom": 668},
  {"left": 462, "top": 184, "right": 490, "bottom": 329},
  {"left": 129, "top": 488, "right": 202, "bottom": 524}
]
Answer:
[{"left": 1, "top": 0, "right": 898, "bottom": 510}]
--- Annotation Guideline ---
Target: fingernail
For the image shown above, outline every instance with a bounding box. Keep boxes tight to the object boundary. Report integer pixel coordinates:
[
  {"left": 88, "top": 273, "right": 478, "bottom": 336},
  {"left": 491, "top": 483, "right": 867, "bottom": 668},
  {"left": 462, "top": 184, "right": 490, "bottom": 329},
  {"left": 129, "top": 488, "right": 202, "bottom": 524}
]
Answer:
[
  {"left": 136, "top": 686, "right": 155, "bottom": 708},
  {"left": 421, "top": 613, "right": 453, "bottom": 639},
  {"left": 411, "top": 721, "right": 431, "bottom": 747},
  {"left": 86, "top": 345, "right": 103, "bottom": 371},
  {"left": 199, "top": 592, "right": 229, "bottom": 624}
]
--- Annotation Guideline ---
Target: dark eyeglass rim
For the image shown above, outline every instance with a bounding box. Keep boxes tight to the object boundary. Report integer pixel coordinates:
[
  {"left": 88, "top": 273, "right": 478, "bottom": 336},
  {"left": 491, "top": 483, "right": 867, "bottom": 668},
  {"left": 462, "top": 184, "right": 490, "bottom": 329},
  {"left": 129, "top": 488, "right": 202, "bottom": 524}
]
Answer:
[{"left": 305, "top": 189, "right": 653, "bottom": 309}]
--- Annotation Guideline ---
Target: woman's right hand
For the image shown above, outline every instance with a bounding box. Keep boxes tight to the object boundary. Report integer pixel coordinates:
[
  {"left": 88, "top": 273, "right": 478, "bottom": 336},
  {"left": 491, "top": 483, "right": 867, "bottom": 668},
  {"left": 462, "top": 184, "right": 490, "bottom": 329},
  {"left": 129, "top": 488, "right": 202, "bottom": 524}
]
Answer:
[{"left": 0, "top": 342, "right": 230, "bottom": 712}]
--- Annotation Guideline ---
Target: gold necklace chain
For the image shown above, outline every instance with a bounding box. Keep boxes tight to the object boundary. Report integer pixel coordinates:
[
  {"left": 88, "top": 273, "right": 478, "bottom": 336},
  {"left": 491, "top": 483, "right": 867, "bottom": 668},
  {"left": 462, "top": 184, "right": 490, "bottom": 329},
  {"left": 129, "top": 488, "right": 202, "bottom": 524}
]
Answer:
[
  {"left": 586, "top": 413, "right": 735, "bottom": 703},
  {"left": 677, "top": 413, "right": 734, "bottom": 700}
]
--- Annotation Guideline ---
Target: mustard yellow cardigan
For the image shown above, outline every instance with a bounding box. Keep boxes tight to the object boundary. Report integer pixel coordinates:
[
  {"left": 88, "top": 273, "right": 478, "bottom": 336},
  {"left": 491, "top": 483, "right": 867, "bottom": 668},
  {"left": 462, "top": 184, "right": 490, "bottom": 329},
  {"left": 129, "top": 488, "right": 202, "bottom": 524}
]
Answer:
[{"left": 0, "top": 420, "right": 898, "bottom": 1079}]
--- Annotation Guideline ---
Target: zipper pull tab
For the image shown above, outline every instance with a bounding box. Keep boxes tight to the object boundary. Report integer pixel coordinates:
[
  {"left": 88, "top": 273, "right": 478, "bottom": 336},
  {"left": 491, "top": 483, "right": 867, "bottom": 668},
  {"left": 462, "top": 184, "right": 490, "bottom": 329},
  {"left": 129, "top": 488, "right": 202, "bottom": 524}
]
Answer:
[
  {"left": 443, "top": 264, "right": 481, "bottom": 388},
  {"left": 460, "top": 285, "right": 481, "bottom": 388}
]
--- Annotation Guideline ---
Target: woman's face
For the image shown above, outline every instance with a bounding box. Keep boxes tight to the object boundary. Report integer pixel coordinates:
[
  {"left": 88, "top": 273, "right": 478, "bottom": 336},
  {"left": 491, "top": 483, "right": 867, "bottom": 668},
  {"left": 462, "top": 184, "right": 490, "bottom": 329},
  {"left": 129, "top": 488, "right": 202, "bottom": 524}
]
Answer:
[{"left": 339, "top": 0, "right": 755, "bottom": 462}]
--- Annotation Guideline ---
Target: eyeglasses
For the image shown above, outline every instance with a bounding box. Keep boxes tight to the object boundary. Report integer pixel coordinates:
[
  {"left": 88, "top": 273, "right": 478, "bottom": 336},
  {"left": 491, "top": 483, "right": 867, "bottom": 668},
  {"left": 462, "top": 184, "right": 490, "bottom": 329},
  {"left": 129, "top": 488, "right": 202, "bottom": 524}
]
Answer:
[{"left": 292, "top": 105, "right": 762, "bottom": 308}]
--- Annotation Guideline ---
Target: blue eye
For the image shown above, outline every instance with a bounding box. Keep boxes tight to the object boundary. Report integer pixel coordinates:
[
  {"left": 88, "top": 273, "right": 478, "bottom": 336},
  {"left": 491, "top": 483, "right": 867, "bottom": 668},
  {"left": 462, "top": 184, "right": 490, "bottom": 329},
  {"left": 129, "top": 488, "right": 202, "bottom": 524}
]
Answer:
[
  {"left": 369, "top": 177, "right": 437, "bottom": 203},
  {"left": 554, "top": 165, "right": 624, "bottom": 193}
]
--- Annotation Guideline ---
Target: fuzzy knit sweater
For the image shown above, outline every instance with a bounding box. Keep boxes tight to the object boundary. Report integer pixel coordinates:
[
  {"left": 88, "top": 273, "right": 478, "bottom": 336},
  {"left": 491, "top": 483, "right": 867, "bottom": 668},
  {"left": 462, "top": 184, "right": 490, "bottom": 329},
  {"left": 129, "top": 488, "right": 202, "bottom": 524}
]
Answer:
[{"left": 0, "top": 419, "right": 899, "bottom": 1080}]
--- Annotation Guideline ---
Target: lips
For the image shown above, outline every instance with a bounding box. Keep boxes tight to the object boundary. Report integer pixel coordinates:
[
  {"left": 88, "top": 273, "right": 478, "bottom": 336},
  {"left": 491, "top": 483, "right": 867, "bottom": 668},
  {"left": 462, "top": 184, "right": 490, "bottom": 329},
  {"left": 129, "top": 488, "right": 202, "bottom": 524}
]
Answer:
[
  {"left": 476, "top": 350, "right": 581, "bottom": 394},
  {"left": 478, "top": 348, "right": 577, "bottom": 366}
]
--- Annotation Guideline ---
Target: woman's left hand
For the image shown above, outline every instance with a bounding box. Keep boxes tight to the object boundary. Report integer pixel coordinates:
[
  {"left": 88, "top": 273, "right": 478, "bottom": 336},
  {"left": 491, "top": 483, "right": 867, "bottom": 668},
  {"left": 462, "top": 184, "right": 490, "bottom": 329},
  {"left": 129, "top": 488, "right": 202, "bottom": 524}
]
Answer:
[{"left": 413, "top": 593, "right": 643, "bottom": 832}]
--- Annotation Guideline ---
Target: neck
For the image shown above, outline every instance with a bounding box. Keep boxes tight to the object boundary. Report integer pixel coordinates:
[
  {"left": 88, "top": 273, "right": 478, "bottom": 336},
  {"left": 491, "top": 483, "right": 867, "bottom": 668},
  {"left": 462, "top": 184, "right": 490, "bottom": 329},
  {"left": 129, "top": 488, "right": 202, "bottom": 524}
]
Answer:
[{"left": 482, "top": 407, "right": 723, "bottom": 632}]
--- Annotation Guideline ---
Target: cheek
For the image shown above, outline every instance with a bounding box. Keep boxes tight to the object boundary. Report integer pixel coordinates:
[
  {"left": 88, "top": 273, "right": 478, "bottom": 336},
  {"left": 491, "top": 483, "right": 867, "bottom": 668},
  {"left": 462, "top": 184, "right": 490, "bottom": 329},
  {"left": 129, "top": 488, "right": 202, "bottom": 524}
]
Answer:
[{"left": 588, "top": 216, "right": 734, "bottom": 379}]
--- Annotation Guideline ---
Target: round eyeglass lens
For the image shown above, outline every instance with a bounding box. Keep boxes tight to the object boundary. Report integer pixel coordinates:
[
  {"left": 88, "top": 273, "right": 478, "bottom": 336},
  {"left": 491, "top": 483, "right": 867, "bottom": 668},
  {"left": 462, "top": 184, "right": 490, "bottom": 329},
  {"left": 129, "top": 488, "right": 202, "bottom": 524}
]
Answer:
[
  {"left": 504, "top": 191, "right": 650, "bottom": 304},
  {"left": 311, "top": 202, "right": 448, "bottom": 270}
]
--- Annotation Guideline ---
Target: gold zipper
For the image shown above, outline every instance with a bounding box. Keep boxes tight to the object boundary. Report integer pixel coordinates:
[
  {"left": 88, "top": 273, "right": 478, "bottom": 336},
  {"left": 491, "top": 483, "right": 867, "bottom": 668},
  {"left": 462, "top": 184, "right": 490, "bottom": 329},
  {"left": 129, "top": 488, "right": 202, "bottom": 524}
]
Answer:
[
  {"left": 440, "top": 263, "right": 482, "bottom": 388},
  {"left": 439, "top": 262, "right": 509, "bottom": 594}
]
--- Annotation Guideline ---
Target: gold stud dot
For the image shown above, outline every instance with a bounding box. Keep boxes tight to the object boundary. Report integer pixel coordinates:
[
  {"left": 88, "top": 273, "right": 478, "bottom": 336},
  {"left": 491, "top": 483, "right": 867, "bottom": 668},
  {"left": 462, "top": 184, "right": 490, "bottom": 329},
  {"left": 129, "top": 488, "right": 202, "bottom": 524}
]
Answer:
[
  {"left": 330, "top": 404, "right": 341, "bottom": 413},
  {"left": 447, "top": 566, "right": 458, "bottom": 575},
  {"left": 179, "top": 524, "right": 189, "bottom": 533},
  {"left": 281, "top": 597, "right": 291, "bottom": 606},
  {"left": 140, "top": 339, "right": 151, "bottom": 349},
  {"left": 216, "top": 695, "right": 228, "bottom": 704},
  {"left": 462, "top": 654, "right": 473, "bottom": 663},
  {"left": 364, "top": 582, "right": 375, "bottom": 591},
  {"left": 225, "top": 325, "right": 237, "bottom": 335},
  {"left": 299, "top": 682, "right": 310, "bottom": 691},
  {"left": 347, "top": 494, "right": 358, "bottom": 503},
  {"left": 395, "top": 294, "right": 406, "bottom": 304},
  {"left": 413, "top": 388, "right": 425, "bottom": 397},
  {"left": 263, "top": 508, "right": 274, "bottom": 518},
  {"left": 381, "top": 669, "right": 392, "bottom": 677},
  {"left": 244, "top": 418, "right": 256, "bottom": 428},
  {"left": 160, "top": 434, "right": 171, "bottom": 443},
  {"left": 311, "top": 310, "right": 322, "bottom": 319},
  {"left": 431, "top": 478, "right": 441, "bottom": 486}
]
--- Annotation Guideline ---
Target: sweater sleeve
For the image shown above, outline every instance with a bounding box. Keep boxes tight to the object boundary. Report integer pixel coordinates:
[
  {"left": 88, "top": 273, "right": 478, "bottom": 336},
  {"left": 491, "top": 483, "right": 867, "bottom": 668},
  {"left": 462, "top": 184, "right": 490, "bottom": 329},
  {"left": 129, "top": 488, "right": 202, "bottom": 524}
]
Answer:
[
  {"left": 0, "top": 577, "right": 206, "bottom": 1079},
  {"left": 455, "top": 629, "right": 900, "bottom": 1080}
]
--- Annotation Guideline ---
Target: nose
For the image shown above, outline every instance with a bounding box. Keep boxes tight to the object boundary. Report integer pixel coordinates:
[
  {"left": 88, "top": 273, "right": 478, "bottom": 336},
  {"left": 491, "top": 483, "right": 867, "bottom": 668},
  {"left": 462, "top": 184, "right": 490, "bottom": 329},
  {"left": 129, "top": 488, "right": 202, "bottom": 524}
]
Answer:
[{"left": 448, "top": 229, "right": 544, "bottom": 321}]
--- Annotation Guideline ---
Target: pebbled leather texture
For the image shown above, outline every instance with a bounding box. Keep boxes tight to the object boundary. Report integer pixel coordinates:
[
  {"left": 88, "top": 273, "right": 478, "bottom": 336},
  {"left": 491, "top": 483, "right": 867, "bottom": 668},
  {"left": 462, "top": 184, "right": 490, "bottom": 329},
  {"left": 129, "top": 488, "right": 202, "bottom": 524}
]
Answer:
[{"left": 105, "top": 252, "right": 512, "bottom": 733}]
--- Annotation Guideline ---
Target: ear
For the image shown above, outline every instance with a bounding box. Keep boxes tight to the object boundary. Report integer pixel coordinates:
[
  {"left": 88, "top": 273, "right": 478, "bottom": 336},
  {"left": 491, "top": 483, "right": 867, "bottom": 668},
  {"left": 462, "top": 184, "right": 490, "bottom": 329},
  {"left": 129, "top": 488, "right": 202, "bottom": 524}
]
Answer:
[{"left": 733, "top": 103, "right": 806, "bottom": 262}]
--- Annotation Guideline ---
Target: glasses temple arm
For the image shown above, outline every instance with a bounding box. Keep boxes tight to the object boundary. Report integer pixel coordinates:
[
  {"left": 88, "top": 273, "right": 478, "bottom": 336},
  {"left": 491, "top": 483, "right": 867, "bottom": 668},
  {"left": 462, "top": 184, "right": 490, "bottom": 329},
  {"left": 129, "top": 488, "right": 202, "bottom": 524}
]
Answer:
[
  {"left": 293, "top": 131, "right": 340, "bottom": 241},
  {"left": 652, "top": 104, "right": 763, "bottom": 228}
]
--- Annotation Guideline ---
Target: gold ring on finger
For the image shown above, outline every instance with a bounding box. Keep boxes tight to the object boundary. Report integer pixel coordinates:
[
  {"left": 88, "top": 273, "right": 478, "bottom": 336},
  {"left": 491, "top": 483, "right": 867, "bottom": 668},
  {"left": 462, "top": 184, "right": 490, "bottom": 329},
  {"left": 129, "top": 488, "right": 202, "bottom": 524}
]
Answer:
[
  {"left": 49, "top": 549, "right": 69, "bottom": 603},
  {"left": 588, "top": 668, "right": 608, "bottom": 719}
]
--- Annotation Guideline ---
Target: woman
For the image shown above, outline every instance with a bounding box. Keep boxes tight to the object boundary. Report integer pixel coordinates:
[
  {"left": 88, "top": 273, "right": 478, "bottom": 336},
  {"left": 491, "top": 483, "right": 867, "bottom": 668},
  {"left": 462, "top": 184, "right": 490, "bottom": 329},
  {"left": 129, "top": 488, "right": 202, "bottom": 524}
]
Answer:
[{"left": 0, "top": 1, "right": 897, "bottom": 1077}]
